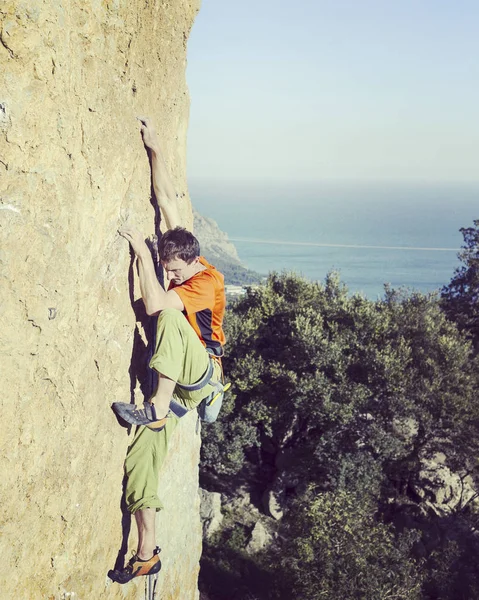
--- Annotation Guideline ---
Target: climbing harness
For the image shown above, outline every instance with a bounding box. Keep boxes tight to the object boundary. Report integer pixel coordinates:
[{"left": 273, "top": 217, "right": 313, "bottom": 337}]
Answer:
[
  {"left": 175, "top": 350, "right": 230, "bottom": 426},
  {"left": 175, "top": 353, "right": 215, "bottom": 392},
  {"left": 112, "top": 351, "right": 231, "bottom": 430}
]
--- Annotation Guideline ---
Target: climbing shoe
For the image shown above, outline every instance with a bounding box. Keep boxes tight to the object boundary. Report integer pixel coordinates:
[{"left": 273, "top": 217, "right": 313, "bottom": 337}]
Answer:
[
  {"left": 109, "top": 547, "right": 162, "bottom": 584},
  {"left": 112, "top": 401, "right": 169, "bottom": 432}
]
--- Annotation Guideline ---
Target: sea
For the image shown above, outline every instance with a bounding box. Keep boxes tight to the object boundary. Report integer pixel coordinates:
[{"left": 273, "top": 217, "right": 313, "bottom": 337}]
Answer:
[{"left": 189, "top": 180, "right": 478, "bottom": 300}]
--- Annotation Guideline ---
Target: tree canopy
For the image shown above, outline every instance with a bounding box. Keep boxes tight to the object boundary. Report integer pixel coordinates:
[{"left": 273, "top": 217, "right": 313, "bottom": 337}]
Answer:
[
  {"left": 441, "top": 219, "right": 479, "bottom": 350},
  {"left": 200, "top": 270, "right": 479, "bottom": 600}
]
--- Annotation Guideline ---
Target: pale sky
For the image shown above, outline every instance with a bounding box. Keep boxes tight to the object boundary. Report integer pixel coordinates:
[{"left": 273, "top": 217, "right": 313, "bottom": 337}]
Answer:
[{"left": 186, "top": 0, "right": 479, "bottom": 183}]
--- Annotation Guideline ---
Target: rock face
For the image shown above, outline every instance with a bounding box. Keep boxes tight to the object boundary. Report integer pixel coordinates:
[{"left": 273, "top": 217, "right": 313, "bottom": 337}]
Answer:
[{"left": 0, "top": 1, "right": 201, "bottom": 598}]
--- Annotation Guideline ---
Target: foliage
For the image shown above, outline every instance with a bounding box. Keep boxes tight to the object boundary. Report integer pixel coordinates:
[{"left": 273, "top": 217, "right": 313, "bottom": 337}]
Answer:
[
  {"left": 199, "top": 511, "right": 276, "bottom": 600},
  {"left": 200, "top": 270, "right": 479, "bottom": 600},
  {"left": 203, "top": 272, "right": 479, "bottom": 487},
  {"left": 276, "top": 487, "right": 423, "bottom": 600},
  {"left": 423, "top": 530, "right": 479, "bottom": 600},
  {"left": 202, "top": 253, "right": 263, "bottom": 286},
  {"left": 441, "top": 220, "right": 479, "bottom": 350}
]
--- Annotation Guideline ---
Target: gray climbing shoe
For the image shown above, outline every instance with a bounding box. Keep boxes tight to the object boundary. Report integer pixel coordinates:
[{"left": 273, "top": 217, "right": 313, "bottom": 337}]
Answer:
[{"left": 112, "top": 402, "right": 169, "bottom": 431}]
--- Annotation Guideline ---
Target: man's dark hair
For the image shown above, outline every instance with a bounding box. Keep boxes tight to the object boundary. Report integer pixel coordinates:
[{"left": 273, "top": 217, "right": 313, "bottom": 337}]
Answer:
[{"left": 158, "top": 227, "right": 201, "bottom": 264}]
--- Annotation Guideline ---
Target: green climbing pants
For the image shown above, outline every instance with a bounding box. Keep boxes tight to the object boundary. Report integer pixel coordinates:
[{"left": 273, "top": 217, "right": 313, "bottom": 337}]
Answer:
[{"left": 124, "top": 308, "right": 221, "bottom": 514}]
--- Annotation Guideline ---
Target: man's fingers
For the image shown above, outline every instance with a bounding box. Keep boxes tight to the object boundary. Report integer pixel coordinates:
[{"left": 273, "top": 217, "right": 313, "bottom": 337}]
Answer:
[
  {"left": 119, "top": 228, "right": 146, "bottom": 246},
  {"left": 118, "top": 228, "right": 134, "bottom": 239},
  {"left": 136, "top": 116, "right": 150, "bottom": 127}
]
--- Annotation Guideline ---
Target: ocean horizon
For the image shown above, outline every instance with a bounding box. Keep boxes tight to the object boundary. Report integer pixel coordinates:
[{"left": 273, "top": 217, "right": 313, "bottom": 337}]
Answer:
[{"left": 189, "top": 179, "right": 478, "bottom": 299}]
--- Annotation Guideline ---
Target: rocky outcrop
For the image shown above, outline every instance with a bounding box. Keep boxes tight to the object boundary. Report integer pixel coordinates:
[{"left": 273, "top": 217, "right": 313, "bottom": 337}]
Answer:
[
  {"left": 262, "top": 488, "right": 285, "bottom": 521},
  {"left": 245, "top": 521, "right": 272, "bottom": 555},
  {"left": 199, "top": 488, "right": 224, "bottom": 539},
  {"left": 0, "top": 1, "right": 201, "bottom": 598},
  {"left": 193, "top": 210, "right": 243, "bottom": 266},
  {"left": 200, "top": 487, "right": 275, "bottom": 555},
  {"left": 193, "top": 209, "right": 262, "bottom": 285},
  {"left": 412, "top": 452, "right": 477, "bottom": 516}
]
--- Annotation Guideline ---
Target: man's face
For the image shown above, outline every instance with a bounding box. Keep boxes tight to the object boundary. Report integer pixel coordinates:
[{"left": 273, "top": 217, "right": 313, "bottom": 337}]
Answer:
[{"left": 162, "top": 256, "right": 199, "bottom": 285}]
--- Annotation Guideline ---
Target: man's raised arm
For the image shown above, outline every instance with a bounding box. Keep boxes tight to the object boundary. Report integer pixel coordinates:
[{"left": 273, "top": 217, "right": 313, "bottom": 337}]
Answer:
[
  {"left": 119, "top": 228, "right": 184, "bottom": 315},
  {"left": 138, "top": 117, "right": 182, "bottom": 231}
]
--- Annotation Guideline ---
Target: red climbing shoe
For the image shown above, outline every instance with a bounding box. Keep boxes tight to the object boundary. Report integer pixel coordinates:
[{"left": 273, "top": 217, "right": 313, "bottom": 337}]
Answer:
[{"left": 109, "top": 547, "right": 162, "bottom": 584}]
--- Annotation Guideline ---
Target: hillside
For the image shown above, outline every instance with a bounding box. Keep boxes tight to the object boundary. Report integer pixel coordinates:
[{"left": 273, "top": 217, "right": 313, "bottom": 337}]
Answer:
[{"left": 193, "top": 209, "right": 263, "bottom": 285}]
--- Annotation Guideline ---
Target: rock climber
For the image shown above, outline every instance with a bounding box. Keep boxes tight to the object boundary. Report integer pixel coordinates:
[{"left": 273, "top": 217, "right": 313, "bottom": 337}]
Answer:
[{"left": 110, "top": 117, "right": 226, "bottom": 583}]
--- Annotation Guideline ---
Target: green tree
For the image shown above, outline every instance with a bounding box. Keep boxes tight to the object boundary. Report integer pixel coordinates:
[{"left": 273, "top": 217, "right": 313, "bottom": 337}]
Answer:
[
  {"left": 276, "top": 487, "right": 423, "bottom": 600},
  {"left": 200, "top": 271, "right": 479, "bottom": 600},
  {"left": 203, "top": 272, "right": 479, "bottom": 489},
  {"left": 441, "top": 220, "right": 479, "bottom": 349}
]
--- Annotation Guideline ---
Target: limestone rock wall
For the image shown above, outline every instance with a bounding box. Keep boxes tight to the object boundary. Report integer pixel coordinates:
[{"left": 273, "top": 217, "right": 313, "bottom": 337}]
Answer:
[{"left": 0, "top": 1, "right": 201, "bottom": 598}]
